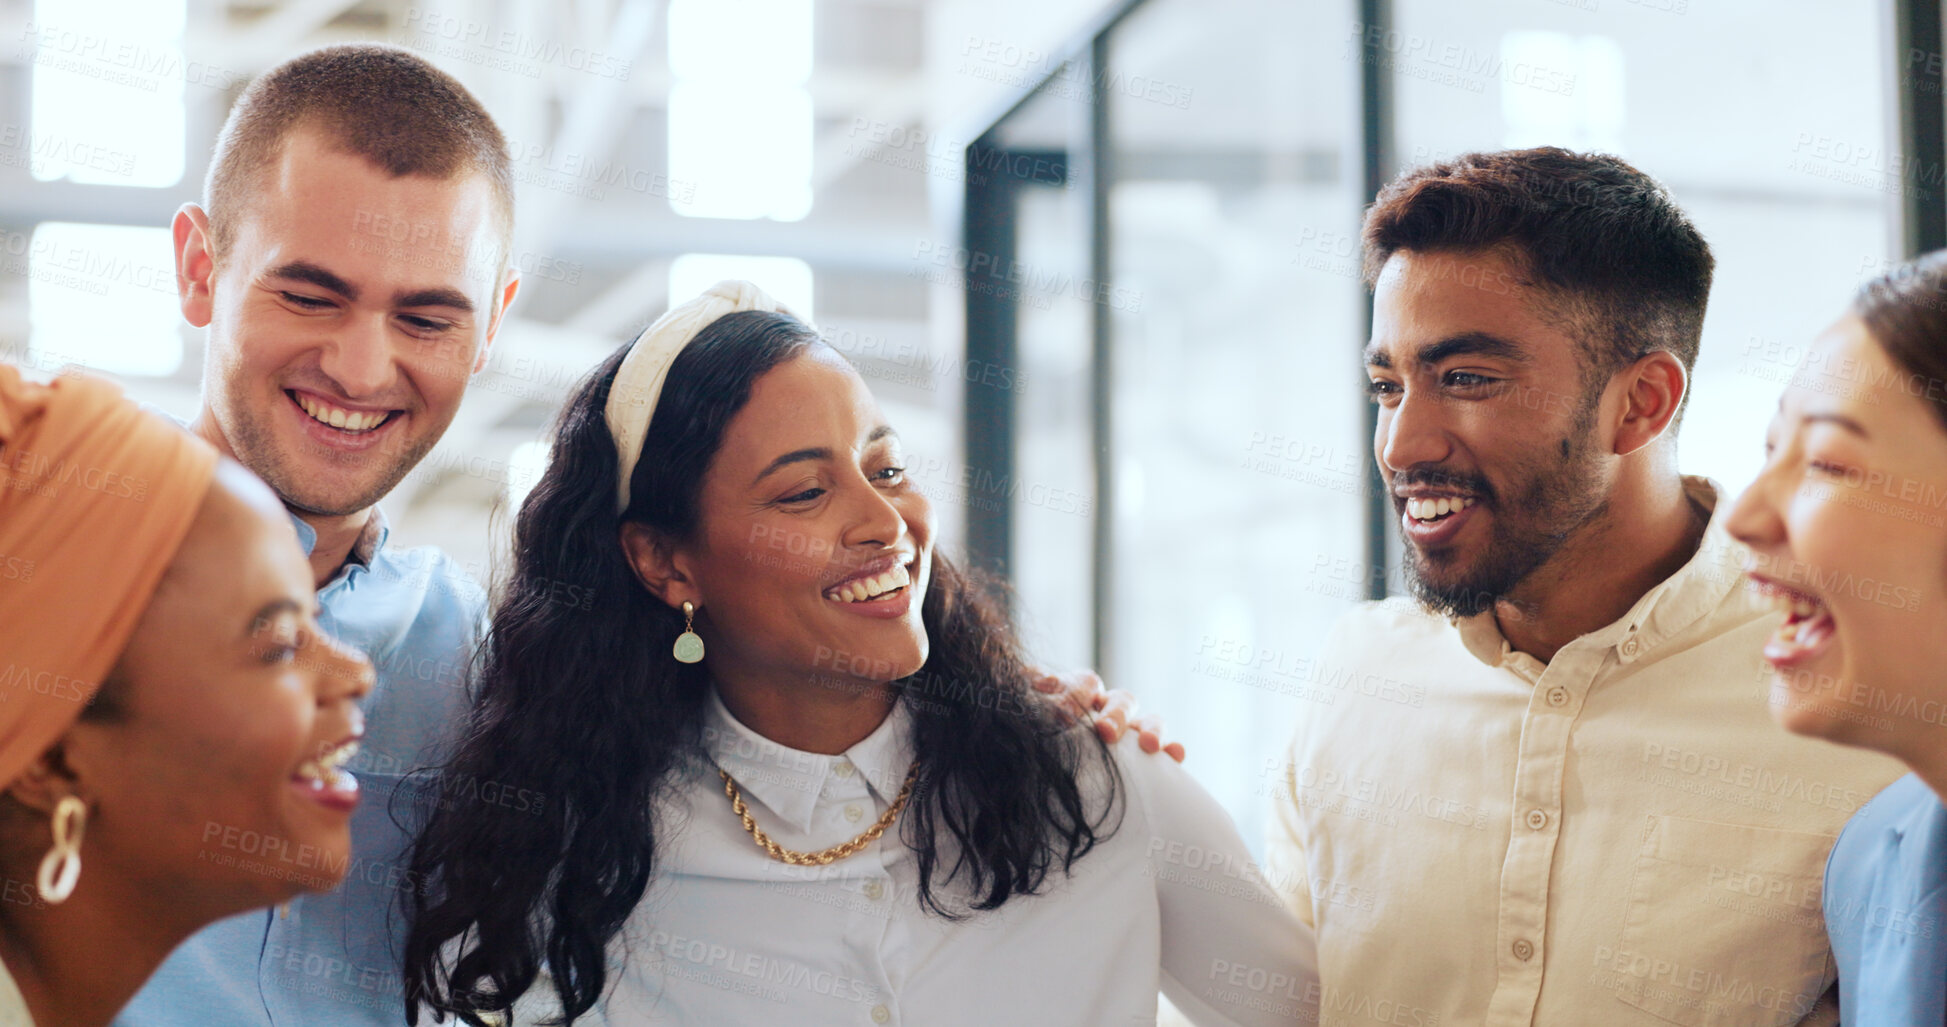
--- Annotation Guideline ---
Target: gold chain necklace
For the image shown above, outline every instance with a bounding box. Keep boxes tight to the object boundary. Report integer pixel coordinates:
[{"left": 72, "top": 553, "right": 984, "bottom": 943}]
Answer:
[{"left": 717, "top": 765, "right": 918, "bottom": 866}]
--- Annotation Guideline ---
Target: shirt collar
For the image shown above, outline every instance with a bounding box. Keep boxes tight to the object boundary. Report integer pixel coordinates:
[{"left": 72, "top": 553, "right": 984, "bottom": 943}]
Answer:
[
  {"left": 700, "top": 689, "right": 915, "bottom": 834},
  {"left": 1456, "top": 476, "right": 1746, "bottom": 669},
  {"left": 287, "top": 508, "right": 391, "bottom": 576}
]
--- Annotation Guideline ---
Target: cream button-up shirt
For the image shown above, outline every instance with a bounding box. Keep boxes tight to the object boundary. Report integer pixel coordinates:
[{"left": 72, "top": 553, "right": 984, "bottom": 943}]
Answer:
[
  {"left": 546, "top": 691, "right": 1319, "bottom": 1026},
  {"left": 1266, "top": 477, "right": 1907, "bottom": 1027}
]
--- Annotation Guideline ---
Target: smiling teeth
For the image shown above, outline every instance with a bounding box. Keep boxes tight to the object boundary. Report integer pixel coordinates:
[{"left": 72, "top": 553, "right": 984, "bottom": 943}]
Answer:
[
  {"left": 1770, "top": 591, "right": 1824, "bottom": 621},
  {"left": 1407, "top": 496, "right": 1477, "bottom": 521},
  {"left": 295, "top": 740, "right": 360, "bottom": 789},
  {"left": 826, "top": 564, "right": 911, "bottom": 602},
  {"left": 295, "top": 393, "right": 388, "bottom": 432}
]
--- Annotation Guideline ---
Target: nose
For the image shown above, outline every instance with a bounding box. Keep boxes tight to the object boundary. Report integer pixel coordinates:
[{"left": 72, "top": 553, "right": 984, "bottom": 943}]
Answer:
[
  {"left": 313, "top": 629, "right": 375, "bottom": 707},
  {"left": 838, "top": 471, "right": 909, "bottom": 554},
  {"left": 1378, "top": 389, "right": 1452, "bottom": 475},
  {"left": 1726, "top": 451, "right": 1789, "bottom": 552},
  {"left": 316, "top": 316, "right": 395, "bottom": 400}
]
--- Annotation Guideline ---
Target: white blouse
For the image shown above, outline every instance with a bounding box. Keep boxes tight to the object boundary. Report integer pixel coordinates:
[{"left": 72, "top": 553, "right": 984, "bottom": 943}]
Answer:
[
  {"left": 523, "top": 692, "right": 1318, "bottom": 1026},
  {"left": 0, "top": 957, "right": 30, "bottom": 1026}
]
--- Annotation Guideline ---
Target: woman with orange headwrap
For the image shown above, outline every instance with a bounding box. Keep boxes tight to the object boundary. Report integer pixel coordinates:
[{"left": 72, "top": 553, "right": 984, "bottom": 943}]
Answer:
[{"left": 0, "top": 362, "right": 372, "bottom": 1026}]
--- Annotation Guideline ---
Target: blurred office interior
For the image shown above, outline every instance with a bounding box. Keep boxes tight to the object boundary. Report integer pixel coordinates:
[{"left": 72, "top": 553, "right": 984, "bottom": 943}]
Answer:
[{"left": 0, "top": 0, "right": 1927, "bottom": 857}]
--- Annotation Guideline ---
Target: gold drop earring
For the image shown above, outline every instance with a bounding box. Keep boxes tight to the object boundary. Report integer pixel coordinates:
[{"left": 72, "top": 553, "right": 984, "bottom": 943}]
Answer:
[{"left": 673, "top": 601, "right": 705, "bottom": 664}]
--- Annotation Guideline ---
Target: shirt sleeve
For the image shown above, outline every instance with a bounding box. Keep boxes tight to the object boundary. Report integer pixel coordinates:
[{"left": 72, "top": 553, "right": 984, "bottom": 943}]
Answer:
[
  {"left": 1264, "top": 609, "right": 1367, "bottom": 931},
  {"left": 1263, "top": 724, "right": 1316, "bottom": 930},
  {"left": 1122, "top": 739, "right": 1321, "bottom": 1026}
]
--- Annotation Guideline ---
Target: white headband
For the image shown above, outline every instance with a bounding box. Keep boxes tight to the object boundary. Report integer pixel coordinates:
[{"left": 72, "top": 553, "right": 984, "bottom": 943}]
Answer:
[{"left": 603, "top": 279, "right": 803, "bottom": 514}]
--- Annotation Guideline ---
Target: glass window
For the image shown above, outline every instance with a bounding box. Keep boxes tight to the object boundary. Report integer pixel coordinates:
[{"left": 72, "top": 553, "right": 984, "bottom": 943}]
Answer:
[
  {"left": 666, "top": 0, "right": 814, "bottom": 221},
  {"left": 28, "top": 223, "right": 181, "bottom": 377},
  {"left": 27, "top": 0, "right": 187, "bottom": 188},
  {"left": 1102, "top": 0, "right": 1366, "bottom": 848},
  {"left": 974, "top": 77, "right": 1098, "bottom": 672}
]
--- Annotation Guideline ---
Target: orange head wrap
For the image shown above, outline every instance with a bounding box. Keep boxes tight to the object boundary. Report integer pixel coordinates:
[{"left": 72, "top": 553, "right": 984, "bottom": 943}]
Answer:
[{"left": 0, "top": 362, "right": 218, "bottom": 787}]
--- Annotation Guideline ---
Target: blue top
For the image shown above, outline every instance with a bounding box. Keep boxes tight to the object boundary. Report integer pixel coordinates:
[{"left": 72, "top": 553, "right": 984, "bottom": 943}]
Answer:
[
  {"left": 116, "top": 511, "right": 485, "bottom": 1027},
  {"left": 1825, "top": 772, "right": 1947, "bottom": 1026}
]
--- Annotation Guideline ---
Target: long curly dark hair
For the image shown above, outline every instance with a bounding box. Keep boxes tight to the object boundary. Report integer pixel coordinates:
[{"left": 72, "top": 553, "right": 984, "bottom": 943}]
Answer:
[{"left": 400, "top": 309, "right": 1121, "bottom": 1024}]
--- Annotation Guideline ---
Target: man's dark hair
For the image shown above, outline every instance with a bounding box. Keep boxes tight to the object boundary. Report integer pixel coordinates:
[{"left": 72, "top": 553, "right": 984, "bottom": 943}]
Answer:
[
  {"left": 206, "top": 44, "right": 514, "bottom": 262},
  {"left": 1363, "top": 147, "right": 1714, "bottom": 407}
]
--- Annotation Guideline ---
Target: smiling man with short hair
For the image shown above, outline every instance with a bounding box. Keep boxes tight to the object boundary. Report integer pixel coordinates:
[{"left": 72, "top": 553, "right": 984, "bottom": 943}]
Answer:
[
  {"left": 1267, "top": 148, "right": 1906, "bottom": 1026},
  {"left": 115, "top": 44, "right": 518, "bottom": 1027},
  {"left": 185, "top": 46, "right": 517, "bottom": 585}
]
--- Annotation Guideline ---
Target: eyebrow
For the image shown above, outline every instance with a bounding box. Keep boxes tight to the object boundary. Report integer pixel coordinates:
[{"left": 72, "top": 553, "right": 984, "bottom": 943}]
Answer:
[
  {"left": 395, "top": 287, "right": 475, "bottom": 313},
  {"left": 245, "top": 597, "right": 305, "bottom": 638},
  {"left": 750, "top": 425, "right": 900, "bottom": 486},
  {"left": 266, "top": 263, "right": 473, "bottom": 313},
  {"left": 1801, "top": 411, "right": 1871, "bottom": 439},
  {"left": 1365, "top": 331, "right": 1532, "bottom": 370},
  {"left": 266, "top": 261, "right": 357, "bottom": 301}
]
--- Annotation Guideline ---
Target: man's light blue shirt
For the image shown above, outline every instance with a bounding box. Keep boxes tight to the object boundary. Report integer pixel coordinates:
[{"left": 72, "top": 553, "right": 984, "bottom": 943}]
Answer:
[{"left": 117, "top": 509, "right": 484, "bottom": 1026}]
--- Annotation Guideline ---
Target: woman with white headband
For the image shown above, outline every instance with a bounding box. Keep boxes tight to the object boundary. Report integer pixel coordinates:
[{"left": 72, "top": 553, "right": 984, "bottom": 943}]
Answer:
[{"left": 402, "top": 282, "right": 1319, "bottom": 1025}]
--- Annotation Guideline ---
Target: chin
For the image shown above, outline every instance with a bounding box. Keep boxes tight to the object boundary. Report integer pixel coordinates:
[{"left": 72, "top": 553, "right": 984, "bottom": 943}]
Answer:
[
  {"left": 272, "top": 827, "right": 355, "bottom": 896},
  {"left": 1408, "top": 541, "right": 1471, "bottom": 576},
  {"left": 1768, "top": 683, "right": 1840, "bottom": 740},
  {"left": 887, "top": 649, "right": 927, "bottom": 682},
  {"left": 1410, "top": 570, "right": 1499, "bottom": 618},
  {"left": 1765, "top": 658, "right": 1860, "bottom": 743},
  {"left": 867, "top": 643, "right": 930, "bottom": 683},
  {"left": 275, "top": 468, "right": 390, "bottom": 517},
  {"left": 810, "top": 636, "right": 927, "bottom": 686}
]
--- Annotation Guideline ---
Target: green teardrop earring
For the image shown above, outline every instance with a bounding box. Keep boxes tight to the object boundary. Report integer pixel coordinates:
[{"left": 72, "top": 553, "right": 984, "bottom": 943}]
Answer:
[{"left": 673, "top": 601, "right": 706, "bottom": 664}]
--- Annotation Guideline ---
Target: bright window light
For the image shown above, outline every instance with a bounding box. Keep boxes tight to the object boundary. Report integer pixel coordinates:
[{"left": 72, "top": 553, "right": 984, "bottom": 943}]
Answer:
[
  {"left": 28, "top": 0, "right": 187, "bottom": 188},
  {"left": 668, "top": 0, "right": 812, "bottom": 82},
  {"left": 666, "top": 0, "right": 813, "bottom": 221},
  {"left": 669, "top": 254, "right": 815, "bottom": 323},
  {"left": 1500, "top": 32, "right": 1626, "bottom": 154},
  {"left": 506, "top": 439, "right": 550, "bottom": 512},
  {"left": 28, "top": 223, "right": 181, "bottom": 377},
  {"left": 668, "top": 83, "right": 814, "bottom": 221}
]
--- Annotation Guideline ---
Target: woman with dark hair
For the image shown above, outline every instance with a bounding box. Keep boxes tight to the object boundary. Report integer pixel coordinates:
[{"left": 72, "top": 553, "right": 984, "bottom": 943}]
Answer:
[
  {"left": 1728, "top": 251, "right": 1947, "bottom": 1023},
  {"left": 402, "top": 282, "right": 1316, "bottom": 1025}
]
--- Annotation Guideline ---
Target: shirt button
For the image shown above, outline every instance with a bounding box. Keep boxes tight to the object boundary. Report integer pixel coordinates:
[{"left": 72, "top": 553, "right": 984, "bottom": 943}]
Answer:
[
  {"left": 863, "top": 879, "right": 885, "bottom": 900},
  {"left": 844, "top": 804, "right": 865, "bottom": 823},
  {"left": 834, "top": 761, "right": 855, "bottom": 778},
  {"left": 1620, "top": 638, "right": 1641, "bottom": 658},
  {"left": 1545, "top": 687, "right": 1569, "bottom": 707},
  {"left": 1512, "top": 939, "right": 1534, "bottom": 961},
  {"left": 1525, "top": 809, "right": 1548, "bottom": 830},
  {"left": 871, "top": 1005, "right": 891, "bottom": 1024}
]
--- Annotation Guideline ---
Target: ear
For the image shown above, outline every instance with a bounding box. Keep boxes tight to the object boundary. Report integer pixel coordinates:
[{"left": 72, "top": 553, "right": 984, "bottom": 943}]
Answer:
[
  {"left": 1612, "top": 350, "right": 1687, "bottom": 457},
  {"left": 4, "top": 741, "right": 82, "bottom": 819},
  {"left": 475, "top": 268, "right": 522, "bottom": 375},
  {"left": 619, "top": 522, "right": 699, "bottom": 612},
  {"left": 173, "top": 203, "right": 216, "bottom": 330}
]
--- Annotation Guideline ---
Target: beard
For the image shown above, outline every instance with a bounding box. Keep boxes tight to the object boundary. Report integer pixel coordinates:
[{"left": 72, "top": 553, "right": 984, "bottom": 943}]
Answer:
[
  {"left": 1401, "top": 396, "right": 1610, "bottom": 619},
  {"left": 219, "top": 384, "right": 431, "bottom": 518}
]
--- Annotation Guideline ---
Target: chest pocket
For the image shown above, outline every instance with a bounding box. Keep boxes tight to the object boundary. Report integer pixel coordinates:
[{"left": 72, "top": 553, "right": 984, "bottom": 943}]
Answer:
[{"left": 1608, "top": 815, "right": 1836, "bottom": 1026}]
